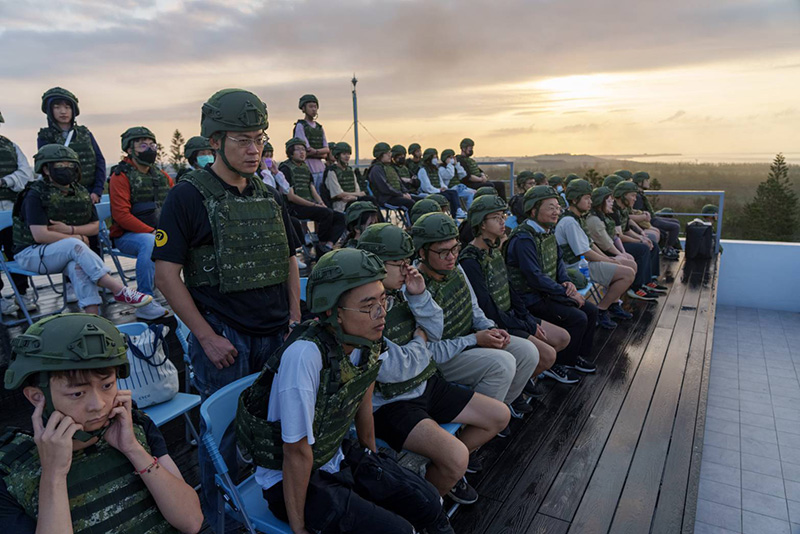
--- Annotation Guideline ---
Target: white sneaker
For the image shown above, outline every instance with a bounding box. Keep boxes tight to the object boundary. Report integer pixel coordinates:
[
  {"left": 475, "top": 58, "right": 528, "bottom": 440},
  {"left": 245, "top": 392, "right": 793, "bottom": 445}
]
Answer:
[
  {"left": 134, "top": 300, "right": 168, "bottom": 320},
  {"left": 1, "top": 298, "right": 19, "bottom": 315},
  {"left": 65, "top": 283, "right": 78, "bottom": 304},
  {"left": 297, "top": 258, "right": 307, "bottom": 270},
  {"left": 21, "top": 294, "right": 38, "bottom": 312},
  {"left": 456, "top": 208, "right": 468, "bottom": 219}
]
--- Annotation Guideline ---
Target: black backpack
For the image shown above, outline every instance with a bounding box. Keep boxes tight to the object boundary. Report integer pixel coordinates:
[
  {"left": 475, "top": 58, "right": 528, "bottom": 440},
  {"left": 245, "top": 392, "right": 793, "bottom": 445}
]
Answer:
[{"left": 684, "top": 222, "right": 714, "bottom": 259}]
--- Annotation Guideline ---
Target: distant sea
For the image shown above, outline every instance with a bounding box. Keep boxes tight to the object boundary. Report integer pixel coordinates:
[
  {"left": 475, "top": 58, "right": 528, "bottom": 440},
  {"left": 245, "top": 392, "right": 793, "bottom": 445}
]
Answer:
[{"left": 615, "top": 153, "right": 800, "bottom": 165}]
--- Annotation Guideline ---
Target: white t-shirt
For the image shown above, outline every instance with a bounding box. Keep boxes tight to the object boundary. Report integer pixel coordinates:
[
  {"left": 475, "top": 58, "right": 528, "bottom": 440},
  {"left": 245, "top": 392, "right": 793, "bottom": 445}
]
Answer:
[{"left": 254, "top": 340, "right": 373, "bottom": 490}]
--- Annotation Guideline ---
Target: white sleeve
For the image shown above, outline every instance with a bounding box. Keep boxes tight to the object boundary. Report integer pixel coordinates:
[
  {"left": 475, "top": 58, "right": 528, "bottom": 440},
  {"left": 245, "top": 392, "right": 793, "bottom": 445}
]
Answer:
[
  {"left": 418, "top": 168, "right": 438, "bottom": 194},
  {"left": 455, "top": 162, "right": 467, "bottom": 179},
  {"left": 268, "top": 340, "right": 323, "bottom": 445},
  {"left": 439, "top": 164, "right": 455, "bottom": 184},
  {"left": 4, "top": 143, "right": 34, "bottom": 191}
]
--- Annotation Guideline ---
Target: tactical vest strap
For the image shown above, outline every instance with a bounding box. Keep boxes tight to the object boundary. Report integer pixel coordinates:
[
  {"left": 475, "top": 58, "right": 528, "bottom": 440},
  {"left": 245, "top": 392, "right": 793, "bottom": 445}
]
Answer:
[
  {"left": 298, "top": 120, "right": 325, "bottom": 150},
  {"left": 285, "top": 160, "right": 314, "bottom": 201},
  {"left": 331, "top": 165, "right": 356, "bottom": 193},
  {"left": 424, "top": 268, "right": 474, "bottom": 340},
  {"left": 559, "top": 211, "right": 593, "bottom": 265},
  {"left": 376, "top": 358, "right": 438, "bottom": 400},
  {"left": 38, "top": 125, "right": 97, "bottom": 190},
  {"left": 383, "top": 291, "right": 417, "bottom": 346},
  {"left": 460, "top": 244, "right": 511, "bottom": 313},
  {"left": 382, "top": 163, "right": 402, "bottom": 191},
  {"left": 423, "top": 164, "right": 441, "bottom": 188}
]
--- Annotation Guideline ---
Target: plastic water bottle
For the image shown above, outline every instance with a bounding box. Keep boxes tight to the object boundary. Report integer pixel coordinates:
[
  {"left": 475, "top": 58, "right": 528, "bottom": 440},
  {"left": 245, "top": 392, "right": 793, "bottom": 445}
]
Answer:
[{"left": 578, "top": 255, "right": 591, "bottom": 282}]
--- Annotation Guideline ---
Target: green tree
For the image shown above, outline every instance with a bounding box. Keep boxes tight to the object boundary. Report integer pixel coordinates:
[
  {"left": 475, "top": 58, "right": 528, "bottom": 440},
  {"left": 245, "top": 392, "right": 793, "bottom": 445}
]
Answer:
[
  {"left": 156, "top": 142, "right": 167, "bottom": 170},
  {"left": 169, "top": 129, "right": 187, "bottom": 174},
  {"left": 584, "top": 168, "right": 602, "bottom": 188},
  {"left": 742, "top": 153, "right": 799, "bottom": 241},
  {"left": 649, "top": 177, "right": 662, "bottom": 210}
]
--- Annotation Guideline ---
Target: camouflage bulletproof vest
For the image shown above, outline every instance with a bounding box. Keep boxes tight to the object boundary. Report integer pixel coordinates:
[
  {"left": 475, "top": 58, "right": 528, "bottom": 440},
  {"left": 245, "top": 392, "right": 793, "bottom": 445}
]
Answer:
[
  {"left": 331, "top": 165, "right": 357, "bottom": 193},
  {"left": 0, "top": 136, "right": 19, "bottom": 202},
  {"left": 298, "top": 120, "right": 325, "bottom": 149},
  {"left": 395, "top": 164, "right": 411, "bottom": 181},
  {"left": 0, "top": 421, "right": 178, "bottom": 534},
  {"left": 422, "top": 267, "right": 473, "bottom": 340},
  {"left": 285, "top": 160, "right": 314, "bottom": 202},
  {"left": 423, "top": 164, "right": 441, "bottom": 188},
  {"left": 236, "top": 321, "right": 382, "bottom": 470},
  {"left": 355, "top": 168, "right": 368, "bottom": 192},
  {"left": 591, "top": 209, "right": 617, "bottom": 241},
  {"left": 38, "top": 125, "right": 97, "bottom": 190},
  {"left": 614, "top": 204, "right": 630, "bottom": 232},
  {"left": 559, "top": 211, "right": 594, "bottom": 266},
  {"left": 182, "top": 169, "right": 289, "bottom": 293},
  {"left": 382, "top": 163, "right": 402, "bottom": 191},
  {"left": 460, "top": 244, "right": 511, "bottom": 313},
  {"left": 13, "top": 180, "right": 94, "bottom": 252},
  {"left": 637, "top": 191, "right": 655, "bottom": 216},
  {"left": 111, "top": 161, "right": 170, "bottom": 229},
  {"left": 406, "top": 159, "right": 420, "bottom": 178},
  {"left": 457, "top": 155, "right": 482, "bottom": 181},
  {"left": 504, "top": 223, "right": 559, "bottom": 294}
]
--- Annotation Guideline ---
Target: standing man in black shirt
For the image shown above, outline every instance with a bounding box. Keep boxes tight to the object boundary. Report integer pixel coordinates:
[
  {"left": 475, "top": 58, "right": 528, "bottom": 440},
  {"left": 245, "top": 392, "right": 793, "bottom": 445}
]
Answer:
[{"left": 153, "top": 88, "right": 301, "bottom": 532}]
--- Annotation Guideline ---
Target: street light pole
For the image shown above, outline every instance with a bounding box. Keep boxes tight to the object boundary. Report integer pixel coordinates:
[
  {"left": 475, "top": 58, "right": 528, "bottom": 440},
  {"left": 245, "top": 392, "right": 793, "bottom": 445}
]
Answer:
[{"left": 351, "top": 75, "right": 359, "bottom": 167}]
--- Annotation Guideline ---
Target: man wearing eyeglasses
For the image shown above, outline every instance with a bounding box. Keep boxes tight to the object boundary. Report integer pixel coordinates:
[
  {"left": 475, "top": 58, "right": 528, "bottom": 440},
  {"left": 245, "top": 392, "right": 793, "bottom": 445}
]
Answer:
[
  {"left": 108, "top": 126, "right": 172, "bottom": 320},
  {"left": 411, "top": 212, "right": 539, "bottom": 438},
  {"left": 153, "top": 89, "right": 302, "bottom": 532}
]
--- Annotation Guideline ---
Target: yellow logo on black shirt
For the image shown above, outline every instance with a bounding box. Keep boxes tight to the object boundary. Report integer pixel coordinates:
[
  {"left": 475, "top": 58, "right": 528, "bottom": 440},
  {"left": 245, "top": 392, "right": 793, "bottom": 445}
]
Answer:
[{"left": 155, "top": 230, "right": 168, "bottom": 247}]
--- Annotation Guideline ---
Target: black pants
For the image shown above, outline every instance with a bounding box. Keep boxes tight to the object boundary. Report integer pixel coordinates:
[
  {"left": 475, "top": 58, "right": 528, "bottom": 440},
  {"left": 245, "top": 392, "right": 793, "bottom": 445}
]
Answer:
[
  {"left": 527, "top": 299, "right": 598, "bottom": 366},
  {"left": 290, "top": 204, "right": 346, "bottom": 244},
  {"left": 0, "top": 226, "right": 28, "bottom": 293},
  {"left": 440, "top": 190, "right": 460, "bottom": 217},
  {"left": 652, "top": 216, "right": 681, "bottom": 249},
  {"left": 381, "top": 195, "right": 415, "bottom": 210},
  {"left": 623, "top": 242, "right": 653, "bottom": 289},
  {"left": 264, "top": 440, "right": 442, "bottom": 534}
]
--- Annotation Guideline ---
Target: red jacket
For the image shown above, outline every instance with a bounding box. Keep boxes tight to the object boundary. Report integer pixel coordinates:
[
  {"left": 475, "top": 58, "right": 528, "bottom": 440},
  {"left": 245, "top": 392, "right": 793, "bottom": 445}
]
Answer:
[{"left": 109, "top": 157, "right": 174, "bottom": 238}]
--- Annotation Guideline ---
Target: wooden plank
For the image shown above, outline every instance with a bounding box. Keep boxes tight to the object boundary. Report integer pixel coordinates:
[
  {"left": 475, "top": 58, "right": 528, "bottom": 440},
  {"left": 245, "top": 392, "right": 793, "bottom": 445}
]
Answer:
[
  {"left": 525, "top": 514, "right": 570, "bottom": 534},
  {"left": 565, "top": 327, "right": 673, "bottom": 534},
  {"left": 607, "top": 313, "right": 696, "bottom": 533}
]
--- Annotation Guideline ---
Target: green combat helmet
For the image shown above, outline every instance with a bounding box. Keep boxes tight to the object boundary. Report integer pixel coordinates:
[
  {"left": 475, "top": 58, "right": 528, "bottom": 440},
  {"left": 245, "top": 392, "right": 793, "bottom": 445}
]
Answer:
[
  {"left": 565, "top": 173, "right": 581, "bottom": 185},
  {"left": 391, "top": 144, "right": 406, "bottom": 157},
  {"left": 516, "top": 170, "right": 535, "bottom": 187},
  {"left": 357, "top": 223, "right": 415, "bottom": 261},
  {"left": 702, "top": 204, "right": 718, "bottom": 216},
  {"left": 614, "top": 169, "right": 633, "bottom": 180},
  {"left": 468, "top": 194, "right": 507, "bottom": 233},
  {"left": 565, "top": 179, "right": 593, "bottom": 202},
  {"left": 201, "top": 88, "right": 269, "bottom": 177},
  {"left": 411, "top": 212, "right": 458, "bottom": 252},
  {"left": 533, "top": 171, "right": 547, "bottom": 185},
  {"left": 614, "top": 180, "right": 638, "bottom": 198},
  {"left": 41, "top": 87, "right": 80, "bottom": 117},
  {"left": 285, "top": 137, "right": 306, "bottom": 157},
  {"left": 408, "top": 143, "right": 421, "bottom": 154},
  {"left": 299, "top": 94, "right": 318, "bottom": 110},
  {"left": 474, "top": 186, "right": 497, "bottom": 199},
  {"left": 5, "top": 314, "right": 129, "bottom": 442},
  {"left": 656, "top": 207, "right": 675, "bottom": 217},
  {"left": 184, "top": 135, "right": 212, "bottom": 160},
  {"left": 120, "top": 126, "right": 156, "bottom": 152},
  {"left": 591, "top": 186, "right": 613, "bottom": 208},
  {"left": 264, "top": 141, "right": 273, "bottom": 152},
  {"left": 373, "top": 142, "right": 390, "bottom": 158},
  {"left": 632, "top": 171, "right": 650, "bottom": 184},
  {"left": 345, "top": 200, "right": 379, "bottom": 227},
  {"left": 523, "top": 184, "right": 560, "bottom": 216},
  {"left": 307, "top": 248, "right": 386, "bottom": 348},
  {"left": 333, "top": 142, "right": 352, "bottom": 157},
  {"left": 427, "top": 193, "right": 449, "bottom": 211},
  {"left": 33, "top": 144, "right": 81, "bottom": 174},
  {"left": 440, "top": 149, "right": 456, "bottom": 162},
  {"left": 460, "top": 138, "right": 475, "bottom": 149},
  {"left": 410, "top": 198, "right": 441, "bottom": 224},
  {"left": 548, "top": 175, "right": 564, "bottom": 187},
  {"left": 603, "top": 174, "right": 624, "bottom": 190},
  {"left": 422, "top": 148, "right": 437, "bottom": 163}
]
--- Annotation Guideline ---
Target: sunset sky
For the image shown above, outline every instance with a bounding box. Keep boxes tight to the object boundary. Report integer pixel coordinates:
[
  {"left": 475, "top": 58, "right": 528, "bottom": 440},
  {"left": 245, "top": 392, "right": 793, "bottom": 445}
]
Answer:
[{"left": 1, "top": 0, "right": 799, "bottom": 163}]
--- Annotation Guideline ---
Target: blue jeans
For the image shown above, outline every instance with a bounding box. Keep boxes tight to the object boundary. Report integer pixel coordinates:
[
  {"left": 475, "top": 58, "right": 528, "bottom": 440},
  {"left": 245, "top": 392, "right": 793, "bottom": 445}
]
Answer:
[
  {"left": 190, "top": 311, "right": 285, "bottom": 533},
  {"left": 15, "top": 238, "right": 111, "bottom": 308},
  {"left": 114, "top": 231, "right": 155, "bottom": 295},
  {"left": 451, "top": 183, "right": 475, "bottom": 209}
]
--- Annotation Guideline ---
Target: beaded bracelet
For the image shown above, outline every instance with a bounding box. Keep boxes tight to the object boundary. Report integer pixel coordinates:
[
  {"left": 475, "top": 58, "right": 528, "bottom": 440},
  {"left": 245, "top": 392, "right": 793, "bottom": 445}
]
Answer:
[{"left": 134, "top": 456, "right": 160, "bottom": 476}]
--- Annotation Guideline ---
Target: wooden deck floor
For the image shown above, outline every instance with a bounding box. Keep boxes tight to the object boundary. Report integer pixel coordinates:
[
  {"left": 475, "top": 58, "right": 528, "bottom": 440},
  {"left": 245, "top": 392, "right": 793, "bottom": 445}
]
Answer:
[{"left": 0, "top": 253, "right": 718, "bottom": 534}]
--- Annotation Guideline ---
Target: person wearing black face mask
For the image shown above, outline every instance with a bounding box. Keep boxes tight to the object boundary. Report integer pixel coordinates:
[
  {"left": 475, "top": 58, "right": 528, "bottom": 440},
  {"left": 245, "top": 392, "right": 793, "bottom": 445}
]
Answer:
[
  {"left": 107, "top": 127, "right": 172, "bottom": 320},
  {"left": 12, "top": 144, "right": 154, "bottom": 316}
]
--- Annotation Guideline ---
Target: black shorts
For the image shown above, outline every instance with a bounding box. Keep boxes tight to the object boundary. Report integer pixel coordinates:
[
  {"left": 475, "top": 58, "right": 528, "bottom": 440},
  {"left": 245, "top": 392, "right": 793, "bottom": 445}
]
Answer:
[{"left": 372, "top": 374, "right": 474, "bottom": 452}]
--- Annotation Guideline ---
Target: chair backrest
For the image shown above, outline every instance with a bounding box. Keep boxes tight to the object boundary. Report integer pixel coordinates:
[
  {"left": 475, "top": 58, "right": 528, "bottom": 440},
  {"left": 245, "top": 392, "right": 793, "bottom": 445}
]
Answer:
[
  {"left": 175, "top": 316, "right": 191, "bottom": 355},
  {"left": 116, "top": 321, "right": 149, "bottom": 336},
  {"left": 300, "top": 277, "right": 308, "bottom": 302},
  {"left": 200, "top": 373, "right": 258, "bottom": 451},
  {"left": 0, "top": 210, "right": 13, "bottom": 232},
  {"left": 95, "top": 202, "right": 112, "bottom": 221}
]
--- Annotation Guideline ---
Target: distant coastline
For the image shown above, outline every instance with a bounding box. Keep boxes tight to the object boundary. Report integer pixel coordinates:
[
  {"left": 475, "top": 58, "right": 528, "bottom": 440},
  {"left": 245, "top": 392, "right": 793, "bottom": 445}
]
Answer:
[{"left": 481, "top": 153, "right": 800, "bottom": 166}]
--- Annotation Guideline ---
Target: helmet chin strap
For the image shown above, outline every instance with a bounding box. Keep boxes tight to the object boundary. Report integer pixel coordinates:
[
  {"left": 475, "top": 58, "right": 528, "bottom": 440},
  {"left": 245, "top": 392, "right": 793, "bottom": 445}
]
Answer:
[
  {"left": 218, "top": 136, "right": 255, "bottom": 179},
  {"left": 325, "top": 309, "right": 378, "bottom": 352},
  {"left": 38, "top": 373, "right": 108, "bottom": 443},
  {"left": 420, "top": 248, "right": 453, "bottom": 277}
]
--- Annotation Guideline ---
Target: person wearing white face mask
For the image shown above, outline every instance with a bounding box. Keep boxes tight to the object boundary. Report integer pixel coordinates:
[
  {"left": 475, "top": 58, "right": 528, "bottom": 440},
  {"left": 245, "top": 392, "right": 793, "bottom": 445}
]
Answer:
[
  {"left": 177, "top": 136, "right": 215, "bottom": 181},
  {"left": 416, "top": 148, "right": 461, "bottom": 217},
  {"left": 439, "top": 148, "right": 472, "bottom": 217}
]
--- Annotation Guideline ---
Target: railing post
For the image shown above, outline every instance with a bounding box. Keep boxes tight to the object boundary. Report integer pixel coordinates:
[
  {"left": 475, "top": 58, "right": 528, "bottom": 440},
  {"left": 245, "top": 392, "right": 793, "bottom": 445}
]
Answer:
[
  {"left": 509, "top": 161, "right": 515, "bottom": 196},
  {"left": 716, "top": 192, "right": 725, "bottom": 255}
]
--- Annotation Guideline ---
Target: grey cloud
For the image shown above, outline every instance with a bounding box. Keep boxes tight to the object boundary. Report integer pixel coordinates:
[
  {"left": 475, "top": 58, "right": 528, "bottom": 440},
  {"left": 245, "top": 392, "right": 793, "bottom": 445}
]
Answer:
[{"left": 659, "top": 110, "right": 686, "bottom": 123}]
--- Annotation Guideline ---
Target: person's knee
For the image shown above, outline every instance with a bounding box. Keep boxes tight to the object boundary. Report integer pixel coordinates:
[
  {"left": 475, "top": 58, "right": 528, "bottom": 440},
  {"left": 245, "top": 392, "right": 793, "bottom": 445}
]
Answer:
[
  {"left": 437, "top": 439, "right": 468, "bottom": 481},
  {"left": 540, "top": 343, "right": 557, "bottom": 369}
]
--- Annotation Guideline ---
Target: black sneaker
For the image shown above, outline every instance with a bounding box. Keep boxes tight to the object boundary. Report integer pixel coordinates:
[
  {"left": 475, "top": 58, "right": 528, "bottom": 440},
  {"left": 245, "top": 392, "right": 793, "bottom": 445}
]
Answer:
[
  {"left": 509, "top": 395, "right": 533, "bottom": 419},
  {"left": 524, "top": 377, "right": 545, "bottom": 397},
  {"left": 646, "top": 281, "right": 668, "bottom": 293},
  {"left": 608, "top": 302, "right": 633, "bottom": 320},
  {"left": 466, "top": 451, "right": 484, "bottom": 474},
  {"left": 448, "top": 477, "right": 479, "bottom": 505},
  {"left": 571, "top": 356, "right": 597, "bottom": 374},
  {"left": 627, "top": 288, "right": 658, "bottom": 302},
  {"left": 542, "top": 364, "right": 581, "bottom": 384},
  {"left": 497, "top": 423, "right": 512, "bottom": 438},
  {"left": 422, "top": 510, "right": 455, "bottom": 534},
  {"left": 597, "top": 310, "right": 618, "bottom": 330}
]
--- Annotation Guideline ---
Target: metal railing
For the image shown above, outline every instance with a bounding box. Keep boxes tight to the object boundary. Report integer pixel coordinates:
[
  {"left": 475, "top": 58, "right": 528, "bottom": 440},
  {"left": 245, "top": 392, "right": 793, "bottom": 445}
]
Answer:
[
  {"left": 475, "top": 160, "right": 516, "bottom": 195},
  {"left": 643, "top": 190, "right": 725, "bottom": 254}
]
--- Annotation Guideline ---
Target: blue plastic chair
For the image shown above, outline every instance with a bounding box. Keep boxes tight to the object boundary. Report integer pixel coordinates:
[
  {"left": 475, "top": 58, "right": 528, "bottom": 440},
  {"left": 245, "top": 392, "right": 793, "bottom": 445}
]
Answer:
[
  {"left": 200, "top": 373, "right": 293, "bottom": 534},
  {"left": 94, "top": 202, "right": 137, "bottom": 284},
  {"left": 116, "top": 322, "right": 201, "bottom": 444},
  {"left": 299, "top": 277, "right": 308, "bottom": 302},
  {"left": 505, "top": 215, "right": 518, "bottom": 230}
]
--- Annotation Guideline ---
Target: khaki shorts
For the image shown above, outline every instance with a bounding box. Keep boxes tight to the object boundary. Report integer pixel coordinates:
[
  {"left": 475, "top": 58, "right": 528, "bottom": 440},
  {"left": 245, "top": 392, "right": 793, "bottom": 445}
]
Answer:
[{"left": 588, "top": 261, "right": 618, "bottom": 287}]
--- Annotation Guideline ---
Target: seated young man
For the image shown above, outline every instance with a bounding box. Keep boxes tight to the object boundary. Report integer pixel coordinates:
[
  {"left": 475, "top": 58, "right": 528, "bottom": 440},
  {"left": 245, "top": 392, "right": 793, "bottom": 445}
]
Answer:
[
  {"left": 405, "top": 143, "right": 422, "bottom": 180},
  {"left": 411, "top": 213, "right": 539, "bottom": 431},
  {"left": 585, "top": 187, "right": 657, "bottom": 302},
  {"left": 632, "top": 171, "right": 680, "bottom": 259},
  {"left": 281, "top": 137, "right": 346, "bottom": 256},
  {"left": 509, "top": 171, "right": 536, "bottom": 222},
  {"left": 416, "top": 148, "right": 460, "bottom": 217},
  {"left": 358, "top": 224, "right": 508, "bottom": 505},
  {"left": 1, "top": 313, "right": 203, "bottom": 533},
  {"left": 554, "top": 179, "right": 636, "bottom": 329},
  {"left": 368, "top": 142, "right": 415, "bottom": 210},
  {"left": 238, "top": 248, "right": 453, "bottom": 534},
  {"left": 325, "top": 142, "right": 372, "bottom": 212},
  {"left": 612, "top": 181, "right": 667, "bottom": 298},
  {"left": 109, "top": 126, "right": 172, "bottom": 320},
  {"left": 13, "top": 145, "right": 152, "bottom": 315},
  {"left": 342, "top": 200, "right": 379, "bottom": 248},
  {"left": 391, "top": 145, "right": 420, "bottom": 194},
  {"left": 503, "top": 185, "right": 599, "bottom": 384},
  {"left": 456, "top": 138, "right": 506, "bottom": 199},
  {"left": 460, "top": 195, "right": 569, "bottom": 397}
]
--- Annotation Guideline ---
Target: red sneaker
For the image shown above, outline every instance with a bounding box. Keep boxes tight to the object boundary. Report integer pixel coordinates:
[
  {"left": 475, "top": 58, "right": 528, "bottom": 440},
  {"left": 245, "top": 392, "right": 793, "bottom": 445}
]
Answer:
[{"left": 114, "top": 287, "right": 153, "bottom": 308}]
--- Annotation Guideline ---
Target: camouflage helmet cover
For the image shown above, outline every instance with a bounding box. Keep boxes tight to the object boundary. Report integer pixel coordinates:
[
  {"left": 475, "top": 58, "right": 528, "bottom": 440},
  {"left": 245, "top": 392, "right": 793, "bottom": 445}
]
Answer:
[
  {"left": 702, "top": 204, "right": 718, "bottom": 215},
  {"left": 408, "top": 143, "right": 421, "bottom": 154},
  {"left": 411, "top": 212, "right": 458, "bottom": 251},
  {"left": 516, "top": 170, "right": 535, "bottom": 186},
  {"left": 298, "top": 94, "right": 318, "bottom": 110},
  {"left": 565, "top": 173, "right": 581, "bottom": 184},
  {"left": 285, "top": 137, "right": 306, "bottom": 157},
  {"left": 390, "top": 144, "right": 407, "bottom": 157},
  {"left": 523, "top": 185, "right": 560, "bottom": 214},
  {"left": 345, "top": 200, "right": 379, "bottom": 226},
  {"left": 41, "top": 87, "right": 80, "bottom": 117},
  {"left": 333, "top": 141, "right": 352, "bottom": 156},
  {"left": 422, "top": 148, "right": 438, "bottom": 162},
  {"left": 591, "top": 186, "right": 613, "bottom": 208},
  {"left": 548, "top": 175, "right": 564, "bottom": 186},
  {"left": 460, "top": 138, "right": 475, "bottom": 149},
  {"left": 121, "top": 126, "right": 156, "bottom": 152},
  {"left": 373, "top": 142, "right": 391, "bottom": 158},
  {"left": 632, "top": 171, "right": 650, "bottom": 184},
  {"left": 410, "top": 198, "right": 441, "bottom": 224},
  {"left": 474, "top": 186, "right": 497, "bottom": 199},
  {"left": 603, "top": 174, "right": 624, "bottom": 189},
  {"left": 614, "top": 169, "right": 634, "bottom": 180},
  {"left": 33, "top": 144, "right": 81, "bottom": 174},
  {"left": 427, "top": 193, "right": 449, "bottom": 209},
  {"left": 307, "top": 248, "right": 385, "bottom": 313},
  {"left": 468, "top": 194, "right": 507, "bottom": 230},
  {"left": 565, "top": 179, "right": 593, "bottom": 201},
  {"left": 357, "top": 223, "right": 414, "bottom": 261},
  {"left": 201, "top": 89, "right": 268, "bottom": 138},
  {"left": 440, "top": 149, "right": 456, "bottom": 161},
  {"left": 183, "top": 135, "right": 212, "bottom": 160},
  {"left": 613, "top": 180, "right": 638, "bottom": 198}
]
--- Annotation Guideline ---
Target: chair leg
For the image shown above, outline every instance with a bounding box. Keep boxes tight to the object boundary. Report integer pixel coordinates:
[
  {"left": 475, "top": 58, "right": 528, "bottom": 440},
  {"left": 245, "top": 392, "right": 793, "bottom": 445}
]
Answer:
[
  {"left": 216, "top": 490, "right": 225, "bottom": 534},
  {"left": 183, "top": 412, "right": 199, "bottom": 447}
]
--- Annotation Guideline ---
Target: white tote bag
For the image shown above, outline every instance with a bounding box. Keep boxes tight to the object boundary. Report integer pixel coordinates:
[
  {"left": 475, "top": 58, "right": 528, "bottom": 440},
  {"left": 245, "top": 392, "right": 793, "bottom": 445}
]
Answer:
[{"left": 118, "top": 324, "right": 179, "bottom": 408}]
